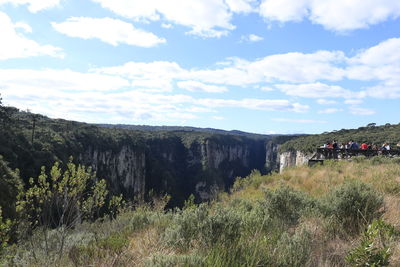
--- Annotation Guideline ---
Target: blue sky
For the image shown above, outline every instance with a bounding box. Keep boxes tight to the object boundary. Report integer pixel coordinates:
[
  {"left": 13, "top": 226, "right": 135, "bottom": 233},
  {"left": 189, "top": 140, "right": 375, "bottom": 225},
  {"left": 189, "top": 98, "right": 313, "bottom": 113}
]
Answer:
[{"left": 1, "top": 0, "right": 400, "bottom": 134}]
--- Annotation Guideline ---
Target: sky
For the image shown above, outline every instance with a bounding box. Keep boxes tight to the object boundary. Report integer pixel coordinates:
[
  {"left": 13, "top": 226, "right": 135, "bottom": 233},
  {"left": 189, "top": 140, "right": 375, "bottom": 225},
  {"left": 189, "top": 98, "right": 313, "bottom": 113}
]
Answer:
[{"left": 0, "top": 0, "right": 400, "bottom": 134}]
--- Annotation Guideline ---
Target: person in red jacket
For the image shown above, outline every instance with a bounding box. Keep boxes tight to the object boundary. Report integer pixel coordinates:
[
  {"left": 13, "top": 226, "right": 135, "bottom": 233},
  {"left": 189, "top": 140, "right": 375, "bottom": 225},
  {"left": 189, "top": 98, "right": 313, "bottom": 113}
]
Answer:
[{"left": 361, "top": 143, "right": 368, "bottom": 150}]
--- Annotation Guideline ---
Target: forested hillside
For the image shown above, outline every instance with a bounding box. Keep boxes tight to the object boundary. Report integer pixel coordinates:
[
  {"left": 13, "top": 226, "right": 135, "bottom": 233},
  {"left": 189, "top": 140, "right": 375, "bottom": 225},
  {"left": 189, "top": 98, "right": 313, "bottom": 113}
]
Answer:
[{"left": 280, "top": 123, "right": 400, "bottom": 153}]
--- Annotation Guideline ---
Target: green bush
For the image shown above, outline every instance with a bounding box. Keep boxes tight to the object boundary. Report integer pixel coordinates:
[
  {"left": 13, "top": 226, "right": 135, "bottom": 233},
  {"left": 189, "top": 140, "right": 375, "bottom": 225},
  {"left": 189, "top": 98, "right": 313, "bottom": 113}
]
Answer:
[
  {"left": 203, "top": 205, "right": 242, "bottom": 246},
  {"left": 97, "top": 232, "right": 129, "bottom": 253},
  {"left": 163, "top": 204, "right": 242, "bottom": 250},
  {"left": 0, "top": 207, "right": 12, "bottom": 252},
  {"left": 346, "top": 219, "right": 397, "bottom": 266},
  {"left": 323, "top": 181, "right": 384, "bottom": 234},
  {"left": 263, "top": 186, "right": 317, "bottom": 225},
  {"left": 162, "top": 204, "right": 209, "bottom": 249},
  {"left": 274, "top": 228, "right": 312, "bottom": 267}
]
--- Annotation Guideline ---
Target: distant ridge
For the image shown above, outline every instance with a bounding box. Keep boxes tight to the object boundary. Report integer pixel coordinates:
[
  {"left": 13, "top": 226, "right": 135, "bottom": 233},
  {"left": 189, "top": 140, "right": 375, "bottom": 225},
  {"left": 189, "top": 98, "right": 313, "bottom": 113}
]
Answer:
[{"left": 95, "top": 124, "right": 300, "bottom": 138}]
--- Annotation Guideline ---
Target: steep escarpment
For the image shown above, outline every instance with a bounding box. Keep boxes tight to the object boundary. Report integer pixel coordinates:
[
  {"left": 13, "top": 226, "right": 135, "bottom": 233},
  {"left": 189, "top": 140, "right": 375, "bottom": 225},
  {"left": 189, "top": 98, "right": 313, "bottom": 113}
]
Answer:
[
  {"left": 78, "top": 134, "right": 274, "bottom": 206},
  {"left": 0, "top": 109, "right": 293, "bottom": 206}
]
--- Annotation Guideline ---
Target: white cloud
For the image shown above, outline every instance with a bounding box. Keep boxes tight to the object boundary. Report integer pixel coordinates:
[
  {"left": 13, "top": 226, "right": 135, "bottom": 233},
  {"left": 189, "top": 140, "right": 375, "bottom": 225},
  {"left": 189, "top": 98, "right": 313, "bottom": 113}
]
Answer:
[
  {"left": 14, "top": 21, "right": 32, "bottom": 33},
  {"left": 225, "top": 0, "right": 255, "bottom": 13},
  {"left": 241, "top": 34, "right": 263, "bottom": 43},
  {"left": 196, "top": 98, "right": 309, "bottom": 113},
  {"left": 344, "top": 99, "right": 363, "bottom": 105},
  {"left": 259, "top": 0, "right": 400, "bottom": 32},
  {"left": 0, "top": 12, "right": 63, "bottom": 60},
  {"left": 276, "top": 82, "right": 353, "bottom": 98},
  {"left": 91, "top": 0, "right": 235, "bottom": 38},
  {"left": 94, "top": 61, "right": 185, "bottom": 79},
  {"left": 365, "top": 85, "right": 400, "bottom": 99},
  {"left": 186, "top": 51, "right": 346, "bottom": 85},
  {"left": 350, "top": 38, "right": 400, "bottom": 66},
  {"left": 52, "top": 17, "right": 166, "bottom": 47},
  {"left": 347, "top": 38, "right": 400, "bottom": 99},
  {"left": 0, "top": 69, "right": 130, "bottom": 92},
  {"left": 161, "top": 23, "right": 173, "bottom": 29},
  {"left": 260, "top": 0, "right": 309, "bottom": 22},
  {"left": 318, "top": 108, "right": 343, "bottom": 114},
  {"left": 0, "top": 0, "right": 61, "bottom": 13},
  {"left": 260, "top": 86, "right": 274, "bottom": 92},
  {"left": 177, "top": 80, "right": 228, "bottom": 93},
  {"left": 0, "top": 67, "right": 310, "bottom": 125},
  {"left": 317, "top": 99, "right": 337, "bottom": 105},
  {"left": 91, "top": 38, "right": 400, "bottom": 102},
  {"left": 349, "top": 107, "right": 375, "bottom": 116},
  {"left": 272, "top": 118, "right": 327, "bottom": 124}
]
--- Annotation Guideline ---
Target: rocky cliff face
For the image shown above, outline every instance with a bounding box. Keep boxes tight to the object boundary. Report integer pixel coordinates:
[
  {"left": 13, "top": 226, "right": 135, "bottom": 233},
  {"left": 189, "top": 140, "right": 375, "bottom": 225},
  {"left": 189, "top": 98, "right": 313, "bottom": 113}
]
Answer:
[
  {"left": 76, "top": 136, "right": 280, "bottom": 206},
  {"left": 279, "top": 150, "right": 309, "bottom": 172},
  {"left": 79, "top": 145, "right": 146, "bottom": 200}
]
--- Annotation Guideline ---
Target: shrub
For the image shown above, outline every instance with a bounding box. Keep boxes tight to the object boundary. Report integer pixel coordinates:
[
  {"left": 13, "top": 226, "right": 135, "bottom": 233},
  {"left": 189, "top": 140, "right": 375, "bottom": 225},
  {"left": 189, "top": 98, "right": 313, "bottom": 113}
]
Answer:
[
  {"left": 162, "top": 204, "right": 209, "bottom": 249},
  {"left": 203, "top": 205, "right": 242, "bottom": 247},
  {"left": 263, "top": 186, "right": 316, "bottom": 225},
  {"left": 163, "top": 204, "right": 242, "bottom": 250},
  {"left": 346, "top": 219, "right": 396, "bottom": 266},
  {"left": 323, "top": 181, "right": 384, "bottom": 234},
  {"left": 0, "top": 207, "right": 12, "bottom": 252},
  {"left": 274, "top": 228, "right": 312, "bottom": 267}
]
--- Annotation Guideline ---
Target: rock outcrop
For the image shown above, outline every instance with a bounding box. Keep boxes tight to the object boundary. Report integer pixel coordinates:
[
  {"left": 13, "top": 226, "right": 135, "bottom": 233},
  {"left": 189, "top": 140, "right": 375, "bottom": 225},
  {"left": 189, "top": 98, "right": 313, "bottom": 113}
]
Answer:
[{"left": 279, "top": 150, "right": 309, "bottom": 172}]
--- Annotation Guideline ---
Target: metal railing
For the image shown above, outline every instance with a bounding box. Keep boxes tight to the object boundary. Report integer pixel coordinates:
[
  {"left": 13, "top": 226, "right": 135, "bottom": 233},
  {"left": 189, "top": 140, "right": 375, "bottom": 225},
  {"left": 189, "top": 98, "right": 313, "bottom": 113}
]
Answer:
[{"left": 313, "top": 148, "right": 400, "bottom": 160}]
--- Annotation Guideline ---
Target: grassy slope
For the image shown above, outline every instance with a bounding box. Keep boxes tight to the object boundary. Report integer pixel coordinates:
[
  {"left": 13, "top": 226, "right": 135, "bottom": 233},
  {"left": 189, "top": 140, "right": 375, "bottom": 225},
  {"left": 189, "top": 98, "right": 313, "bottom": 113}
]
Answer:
[{"left": 5, "top": 157, "right": 400, "bottom": 266}]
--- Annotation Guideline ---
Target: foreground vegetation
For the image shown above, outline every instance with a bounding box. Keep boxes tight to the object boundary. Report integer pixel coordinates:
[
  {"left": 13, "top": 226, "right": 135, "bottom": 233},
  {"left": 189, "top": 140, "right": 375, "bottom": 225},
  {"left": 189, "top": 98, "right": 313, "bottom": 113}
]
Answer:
[{"left": 1, "top": 156, "right": 399, "bottom": 266}]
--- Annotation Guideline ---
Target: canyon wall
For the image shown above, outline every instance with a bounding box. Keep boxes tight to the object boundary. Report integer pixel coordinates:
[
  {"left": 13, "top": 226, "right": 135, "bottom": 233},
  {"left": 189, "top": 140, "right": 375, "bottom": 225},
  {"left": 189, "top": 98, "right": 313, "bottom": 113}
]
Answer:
[{"left": 77, "top": 135, "right": 277, "bottom": 206}]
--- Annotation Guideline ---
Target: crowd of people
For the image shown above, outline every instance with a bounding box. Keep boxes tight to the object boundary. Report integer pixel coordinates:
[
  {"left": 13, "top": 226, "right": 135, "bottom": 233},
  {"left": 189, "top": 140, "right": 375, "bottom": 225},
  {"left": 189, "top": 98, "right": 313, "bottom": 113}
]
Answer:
[{"left": 320, "top": 141, "right": 400, "bottom": 151}]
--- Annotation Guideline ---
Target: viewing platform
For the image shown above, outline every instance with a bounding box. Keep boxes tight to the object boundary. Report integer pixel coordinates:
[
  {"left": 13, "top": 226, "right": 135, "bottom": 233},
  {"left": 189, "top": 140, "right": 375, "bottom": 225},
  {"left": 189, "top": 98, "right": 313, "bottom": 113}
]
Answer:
[{"left": 308, "top": 148, "right": 400, "bottom": 166}]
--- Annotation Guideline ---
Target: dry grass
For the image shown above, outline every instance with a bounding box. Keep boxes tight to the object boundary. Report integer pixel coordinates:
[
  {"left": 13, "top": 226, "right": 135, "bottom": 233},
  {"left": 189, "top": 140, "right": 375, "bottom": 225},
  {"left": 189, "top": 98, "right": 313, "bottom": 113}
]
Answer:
[
  {"left": 383, "top": 195, "right": 400, "bottom": 227},
  {"left": 254, "top": 160, "right": 400, "bottom": 198},
  {"left": 391, "top": 242, "right": 400, "bottom": 267},
  {"left": 128, "top": 227, "right": 175, "bottom": 266}
]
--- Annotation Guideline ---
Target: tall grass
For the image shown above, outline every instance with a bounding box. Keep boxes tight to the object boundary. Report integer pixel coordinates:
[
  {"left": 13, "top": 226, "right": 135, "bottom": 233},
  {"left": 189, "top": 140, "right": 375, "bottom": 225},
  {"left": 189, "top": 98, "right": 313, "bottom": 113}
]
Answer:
[{"left": 2, "top": 158, "right": 400, "bottom": 266}]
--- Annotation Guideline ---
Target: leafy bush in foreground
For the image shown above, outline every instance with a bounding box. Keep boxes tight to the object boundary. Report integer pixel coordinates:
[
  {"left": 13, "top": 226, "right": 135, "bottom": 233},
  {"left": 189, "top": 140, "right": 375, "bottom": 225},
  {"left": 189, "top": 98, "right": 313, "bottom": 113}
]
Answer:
[
  {"left": 346, "top": 219, "right": 398, "bottom": 266},
  {"left": 263, "top": 186, "right": 317, "bottom": 225},
  {"left": 163, "top": 203, "right": 242, "bottom": 250},
  {"left": 323, "top": 181, "right": 384, "bottom": 234}
]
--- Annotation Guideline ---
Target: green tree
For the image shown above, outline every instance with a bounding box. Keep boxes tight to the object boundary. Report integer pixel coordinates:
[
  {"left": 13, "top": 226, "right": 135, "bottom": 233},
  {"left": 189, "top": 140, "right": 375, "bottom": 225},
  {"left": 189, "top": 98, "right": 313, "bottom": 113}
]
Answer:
[
  {"left": 16, "top": 158, "right": 111, "bottom": 260},
  {"left": 0, "top": 207, "right": 12, "bottom": 252},
  {"left": 0, "top": 156, "right": 23, "bottom": 220}
]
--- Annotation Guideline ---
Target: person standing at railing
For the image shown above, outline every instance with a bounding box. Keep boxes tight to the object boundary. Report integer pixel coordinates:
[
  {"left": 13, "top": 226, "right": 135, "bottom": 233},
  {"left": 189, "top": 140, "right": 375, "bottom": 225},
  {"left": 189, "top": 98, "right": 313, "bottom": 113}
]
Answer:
[
  {"left": 361, "top": 143, "right": 368, "bottom": 150},
  {"left": 381, "top": 143, "right": 390, "bottom": 151},
  {"left": 350, "top": 141, "right": 359, "bottom": 150}
]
